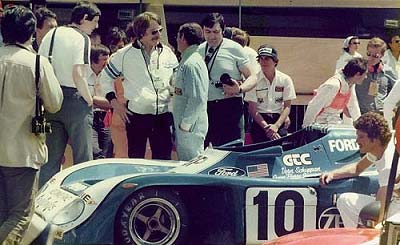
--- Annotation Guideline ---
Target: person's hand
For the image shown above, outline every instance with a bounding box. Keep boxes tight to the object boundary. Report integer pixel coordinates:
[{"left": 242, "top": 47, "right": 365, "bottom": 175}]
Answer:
[
  {"left": 110, "top": 99, "right": 131, "bottom": 123},
  {"left": 223, "top": 80, "right": 240, "bottom": 97},
  {"left": 264, "top": 124, "right": 281, "bottom": 140},
  {"left": 320, "top": 172, "right": 334, "bottom": 186},
  {"left": 284, "top": 117, "right": 291, "bottom": 129}
]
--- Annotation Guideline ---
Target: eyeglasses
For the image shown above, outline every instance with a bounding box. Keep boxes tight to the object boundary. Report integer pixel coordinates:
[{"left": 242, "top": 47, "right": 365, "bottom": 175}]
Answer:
[
  {"left": 351, "top": 42, "right": 361, "bottom": 45},
  {"left": 366, "top": 52, "right": 381, "bottom": 58},
  {"left": 151, "top": 28, "right": 163, "bottom": 35}
]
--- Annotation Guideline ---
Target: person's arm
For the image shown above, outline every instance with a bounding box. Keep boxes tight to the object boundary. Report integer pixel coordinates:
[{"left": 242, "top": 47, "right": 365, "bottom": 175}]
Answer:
[
  {"left": 72, "top": 64, "right": 93, "bottom": 106},
  {"left": 248, "top": 101, "right": 269, "bottom": 129},
  {"left": 223, "top": 65, "right": 257, "bottom": 95},
  {"left": 345, "top": 86, "right": 361, "bottom": 125},
  {"left": 320, "top": 155, "right": 373, "bottom": 185},
  {"left": 179, "top": 63, "right": 208, "bottom": 132},
  {"left": 100, "top": 57, "right": 130, "bottom": 123},
  {"left": 40, "top": 57, "right": 63, "bottom": 113},
  {"left": 376, "top": 186, "right": 388, "bottom": 223},
  {"left": 302, "top": 83, "right": 337, "bottom": 127},
  {"left": 383, "top": 78, "right": 400, "bottom": 130},
  {"left": 268, "top": 100, "right": 291, "bottom": 135}
]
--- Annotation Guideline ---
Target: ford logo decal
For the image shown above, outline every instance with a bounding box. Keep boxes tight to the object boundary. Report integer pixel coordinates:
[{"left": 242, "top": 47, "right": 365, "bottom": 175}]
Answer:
[{"left": 208, "top": 167, "right": 246, "bottom": 177}]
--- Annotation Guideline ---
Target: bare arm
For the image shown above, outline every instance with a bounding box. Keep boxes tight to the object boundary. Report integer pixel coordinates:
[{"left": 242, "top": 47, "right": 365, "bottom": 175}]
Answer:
[
  {"left": 320, "top": 156, "right": 373, "bottom": 185},
  {"left": 72, "top": 64, "right": 93, "bottom": 106}
]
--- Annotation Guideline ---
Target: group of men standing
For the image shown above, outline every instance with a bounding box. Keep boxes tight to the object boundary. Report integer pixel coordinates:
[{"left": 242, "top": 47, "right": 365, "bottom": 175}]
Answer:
[{"left": 1, "top": 0, "right": 400, "bottom": 243}]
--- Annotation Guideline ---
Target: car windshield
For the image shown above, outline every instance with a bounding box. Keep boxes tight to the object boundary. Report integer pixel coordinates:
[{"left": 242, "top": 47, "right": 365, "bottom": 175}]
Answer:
[{"left": 61, "top": 163, "right": 174, "bottom": 186}]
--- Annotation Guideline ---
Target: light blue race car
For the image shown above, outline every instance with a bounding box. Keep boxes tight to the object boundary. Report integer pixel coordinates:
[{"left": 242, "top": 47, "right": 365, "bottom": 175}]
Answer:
[{"left": 25, "top": 125, "right": 379, "bottom": 245}]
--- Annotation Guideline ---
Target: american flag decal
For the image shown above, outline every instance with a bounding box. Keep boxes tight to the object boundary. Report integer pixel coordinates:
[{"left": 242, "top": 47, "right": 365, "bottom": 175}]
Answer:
[{"left": 246, "top": 164, "right": 269, "bottom": 178}]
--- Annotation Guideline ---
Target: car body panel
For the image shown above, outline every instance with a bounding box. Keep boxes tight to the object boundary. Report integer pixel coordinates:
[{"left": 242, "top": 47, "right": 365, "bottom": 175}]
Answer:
[
  {"left": 262, "top": 228, "right": 379, "bottom": 245},
  {"left": 27, "top": 125, "right": 380, "bottom": 244}
]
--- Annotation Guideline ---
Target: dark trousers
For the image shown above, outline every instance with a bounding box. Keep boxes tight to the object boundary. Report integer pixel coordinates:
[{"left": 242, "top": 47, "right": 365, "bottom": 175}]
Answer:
[
  {"left": 0, "top": 167, "right": 37, "bottom": 243},
  {"left": 92, "top": 111, "right": 112, "bottom": 159},
  {"left": 126, "top": 112, "right": 172, "bottom": 160},
  {"left": 205, "top": 97, "right": 244, "bottom": 147},
  {"left": 250, "top": 113, "right": 288, "bottom": 143}
]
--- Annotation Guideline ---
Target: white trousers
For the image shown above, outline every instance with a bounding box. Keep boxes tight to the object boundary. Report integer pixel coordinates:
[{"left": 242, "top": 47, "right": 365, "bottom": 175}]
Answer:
[{"left": 337, "top": 192, "right": 400, "bottom": 227}]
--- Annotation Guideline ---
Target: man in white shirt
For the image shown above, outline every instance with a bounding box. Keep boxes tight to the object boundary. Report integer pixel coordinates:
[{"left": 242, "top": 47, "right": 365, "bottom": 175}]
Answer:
[
  {"left": 245, "top": 45, "right": 296, "bottom": 143},
  {"left": 38, "top": 1, "right": 101, "bottom": 187},
  {"left": 320, "top": 112, "right": 400, "bottom": 227}
]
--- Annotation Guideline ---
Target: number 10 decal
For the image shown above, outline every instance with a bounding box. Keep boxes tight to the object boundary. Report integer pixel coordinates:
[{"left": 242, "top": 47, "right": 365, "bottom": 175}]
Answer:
[{"left": 245, "top": 187, "right": 317, "bottom": 244}]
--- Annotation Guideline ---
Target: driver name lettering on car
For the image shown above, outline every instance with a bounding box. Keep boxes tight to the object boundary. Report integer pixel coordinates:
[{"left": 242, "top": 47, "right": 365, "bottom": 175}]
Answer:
[
  {"left": 328, "top": 139, "right": 359, "bottom": 152},
  {"left": 283, "top": 153, "right": 312, "bottom": 167}
]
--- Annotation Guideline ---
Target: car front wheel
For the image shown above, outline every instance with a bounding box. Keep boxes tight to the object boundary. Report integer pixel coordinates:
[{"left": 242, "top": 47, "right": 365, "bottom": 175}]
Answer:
[{"left": 115, "top": 188, "right": 188, "bottom": 245}]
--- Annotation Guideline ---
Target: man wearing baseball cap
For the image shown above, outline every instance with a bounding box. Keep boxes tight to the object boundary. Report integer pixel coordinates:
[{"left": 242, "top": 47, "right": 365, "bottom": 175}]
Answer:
[{"left": 244, "top": 44, "right": 296, "bottom": 142}]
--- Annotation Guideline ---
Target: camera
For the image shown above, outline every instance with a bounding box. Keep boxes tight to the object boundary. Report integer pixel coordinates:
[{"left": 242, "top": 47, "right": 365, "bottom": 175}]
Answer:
[
  {"left": 32, "top": 116, "right": 52, "bottom": 135},
  {"left": 215, "top": 73, "right": 235, "bottom": 88}
]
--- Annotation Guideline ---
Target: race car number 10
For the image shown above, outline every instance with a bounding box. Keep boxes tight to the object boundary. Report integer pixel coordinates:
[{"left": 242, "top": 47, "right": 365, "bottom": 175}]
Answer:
[{"left": 245, "top": 187, "right": 317, "bottom": 244}]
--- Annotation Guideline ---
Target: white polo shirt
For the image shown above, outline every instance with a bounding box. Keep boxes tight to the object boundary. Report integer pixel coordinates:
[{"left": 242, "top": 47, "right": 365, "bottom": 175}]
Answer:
[
  {"left": 245, "top": 69, "right": 296, "bottom": 113},
  {"left": 39, "top": 26, "right": 91, "bottom": 88}
]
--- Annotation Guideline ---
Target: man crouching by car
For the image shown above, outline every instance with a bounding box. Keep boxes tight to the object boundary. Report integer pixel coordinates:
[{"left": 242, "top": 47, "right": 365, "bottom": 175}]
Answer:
[
  {"left": 0, "top": 5, "right": 62, "bottom": 244},
  {"left": 320, "top": 112, "right": 399, "bottom": 228}
]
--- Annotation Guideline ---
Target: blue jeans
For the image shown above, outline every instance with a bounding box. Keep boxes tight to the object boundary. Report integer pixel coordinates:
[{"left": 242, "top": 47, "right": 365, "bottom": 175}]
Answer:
[
  {"left": 39, "top": 87, "right": 93, "bottom": 187},
  {"left": 0, "top": 166, "right": 37, "bottom": 244}
]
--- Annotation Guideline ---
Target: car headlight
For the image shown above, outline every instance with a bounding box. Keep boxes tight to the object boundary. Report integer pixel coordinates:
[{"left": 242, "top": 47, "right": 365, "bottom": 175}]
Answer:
[{"left": 51, "top": 199, "right": 85, "bottom": 225}]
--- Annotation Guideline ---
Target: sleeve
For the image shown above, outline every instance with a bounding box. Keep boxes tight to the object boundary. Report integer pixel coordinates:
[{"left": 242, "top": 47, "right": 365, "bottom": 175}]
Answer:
[
  {"left": 302, "top": 83, "right": 339, "bottom": 127},
  {"left": 233, "top": 44, "right": 250, "bottom": 70},
  {"left": 383, "top": 78, "right": 400, "bottom": 130},
  {"left": 39, "top": 56, "right": 63, "bottom": 113},
  {"left": 283, "top": 76, "right": 296, "bottom": 101},
  {"left": 244, "top": 84, "right": 258, "bottom": 103},
  {"left": 378, "top": 141, "right": 395, "bottom": 187},
  {"left": 99, "top": 53, "right": 123, "bottom": 97},
  {"left": 335, "top": 55, "right": 346, "bottom": 73},
  {"left": 72, "top": 34, "right": 90, "bottom": 65},
  {"left": 180, "top": 62, "right": 209, "bottom": 129},
  {"left": 346, "top": 86, "right": 361, "bottom": 124}
]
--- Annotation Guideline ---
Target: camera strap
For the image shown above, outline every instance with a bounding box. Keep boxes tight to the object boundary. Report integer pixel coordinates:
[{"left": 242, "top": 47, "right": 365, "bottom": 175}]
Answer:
[
  {"left": 35, "top": 54, "right": 41, "bottom": 119},
  {"left": 48, "top": 27, "right": 57, "bottom": 64}
]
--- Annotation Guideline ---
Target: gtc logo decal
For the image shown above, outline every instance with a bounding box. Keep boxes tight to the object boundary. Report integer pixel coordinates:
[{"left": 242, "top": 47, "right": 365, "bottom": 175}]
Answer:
[
  {"left": 318, "top": 207, "right": 343, "bottom": 229},
  {"left": 328, "top": 139, "right": 359, "bottom": 152},
  {"left": 208, "top": 167, "right": 246, "bottom": 176},
  {"left": 283, "top": 153, "right": 312, "bottom": 166}
]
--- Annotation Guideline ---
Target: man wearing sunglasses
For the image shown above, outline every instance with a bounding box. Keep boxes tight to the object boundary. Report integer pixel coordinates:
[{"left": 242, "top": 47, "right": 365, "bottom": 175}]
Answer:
[
  {"left": 101, "top": 12, "right": 178, "bottom": 160},
  {"left": 382, "top": 30, "right": 400, "bottom": 78},
  {"left": 355, "top": 37, "right": 397, "bottom": 115}
]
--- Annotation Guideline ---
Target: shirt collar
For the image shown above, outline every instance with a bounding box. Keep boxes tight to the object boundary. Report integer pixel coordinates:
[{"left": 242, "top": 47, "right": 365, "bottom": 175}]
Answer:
[{"left": 180, "top": 45, "right": 198, "bottom": 63}]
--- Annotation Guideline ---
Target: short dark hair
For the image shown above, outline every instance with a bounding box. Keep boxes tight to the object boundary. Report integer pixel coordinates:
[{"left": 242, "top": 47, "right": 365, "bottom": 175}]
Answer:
[
  {"left": 354, "top": 112, "right": 392, "bottom": 146},
  {"left": 90, "top": 44, "right": 110, "bottom": 64},
  {"left": 70, "top": 1, "right": 101, "bottom": 24},
  {"left": 105, "top": 26, "right": 127, "bottom": 52},
  {"left": 34, "top": 7, "right": 56, "bottom": 29},
  {"left": 1, "top": 5, "right": 36, "bottom": 44},
  {"left": 342, "top": 57, "right": 368, "bottom": 78},
  {"left": 178, "top": 22, "right": 203, "bottom": 46},
  {"left": 201, "top": 13, "right": 225, "bottom": 31},
  {"left": 133, "top": 12, "right": 161, "bottom": 38}
]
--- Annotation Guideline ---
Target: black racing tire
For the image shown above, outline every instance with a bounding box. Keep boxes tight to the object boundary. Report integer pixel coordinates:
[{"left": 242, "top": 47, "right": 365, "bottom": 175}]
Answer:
[{"left": 115, "top": 188, "right": 189, "bottom": 245}]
